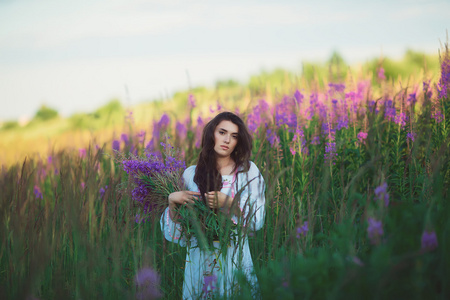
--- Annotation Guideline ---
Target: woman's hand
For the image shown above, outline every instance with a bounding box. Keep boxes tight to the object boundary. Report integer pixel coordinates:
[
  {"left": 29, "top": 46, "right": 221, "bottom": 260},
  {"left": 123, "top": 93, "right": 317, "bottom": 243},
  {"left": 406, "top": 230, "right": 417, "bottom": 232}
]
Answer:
[
  {"left": 204, "top": 191, "right": 231, "bottom": 209},
  {"left": 168, "top": 191, "right": 201, "bottom": 221}
]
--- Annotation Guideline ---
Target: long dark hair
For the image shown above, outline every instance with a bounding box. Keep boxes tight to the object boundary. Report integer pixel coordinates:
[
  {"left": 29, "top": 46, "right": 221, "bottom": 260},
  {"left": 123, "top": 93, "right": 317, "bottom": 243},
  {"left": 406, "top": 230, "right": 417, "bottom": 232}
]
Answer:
[{"left": 194, "top": 112, "right": 253, "bottom": 202}]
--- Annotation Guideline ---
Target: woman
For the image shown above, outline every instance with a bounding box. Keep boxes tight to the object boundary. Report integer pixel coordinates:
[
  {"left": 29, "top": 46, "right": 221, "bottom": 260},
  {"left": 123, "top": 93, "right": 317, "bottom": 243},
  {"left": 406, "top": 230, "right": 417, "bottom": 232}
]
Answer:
[{"left": 160, "top": 112, "right": 265, "bottom": 299}]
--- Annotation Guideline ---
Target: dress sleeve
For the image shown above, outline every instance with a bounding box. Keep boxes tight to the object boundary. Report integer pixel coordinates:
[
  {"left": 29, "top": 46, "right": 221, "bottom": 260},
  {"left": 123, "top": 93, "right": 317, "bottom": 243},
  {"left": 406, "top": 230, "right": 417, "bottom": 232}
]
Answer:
[
  {"left": 235, "top": 161, "right": 266, "bottom": 231},
  {"left": 159, "top": 166, "right": 196, "bottom": 247}
]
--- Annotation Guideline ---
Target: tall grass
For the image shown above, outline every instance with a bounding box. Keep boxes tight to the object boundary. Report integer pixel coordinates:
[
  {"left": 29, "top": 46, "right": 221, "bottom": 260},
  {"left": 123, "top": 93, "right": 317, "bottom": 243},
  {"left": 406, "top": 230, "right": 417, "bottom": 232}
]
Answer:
[{"left": 1, "top": 44, "right": 449, "bottom": 299}]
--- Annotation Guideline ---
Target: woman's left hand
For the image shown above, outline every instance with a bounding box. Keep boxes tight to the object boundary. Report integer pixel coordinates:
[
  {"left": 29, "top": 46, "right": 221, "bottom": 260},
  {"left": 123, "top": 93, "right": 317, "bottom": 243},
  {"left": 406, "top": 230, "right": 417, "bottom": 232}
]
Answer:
[{"left": 205, "top": 191, "right": 230, "bottom": 209}]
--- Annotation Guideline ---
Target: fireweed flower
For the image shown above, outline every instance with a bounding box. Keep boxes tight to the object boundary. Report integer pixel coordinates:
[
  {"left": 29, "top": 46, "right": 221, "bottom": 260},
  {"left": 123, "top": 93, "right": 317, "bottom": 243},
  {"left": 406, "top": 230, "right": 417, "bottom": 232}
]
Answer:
[
  {"left": 79, "top": 148, "right": 86, "bottom": 158},
  {"left": 121, "top": 133, "right": 130, "bottom": 147},
  {"left": 377, "top": 67, "right": 386, "bottom": 80},
  {"left": 421, "top": 230, "right": 438, "bottom": 251},
  {"left": 367, "top": 217, "right": 384, "bottom": 244},
  {"left": 294, "top": 89, "right": 304, "bottom": 105},
  {"left": 324, "top": 141, "right": 337, "bottom": 163},
  {"left": 266, "top": 129, "right": 280, "bottom": 147},
  {"left": 34, "top": 185, "right": 43, "bottom": 199},
  {"left": 407, "top": 132, "right": 416, "bottom": 142},
  {"left": 393, "top": 112, "right": 408, "bottom": 127},
  {"left": 99, "top": 185, "right": 108, "bottom": 198},
  {"left": 374, "top": 182, "right": 389, "bottom": 207},
  {"left": 112, "top": 139, "right": 120, "bottom": 151},
  {"left": 202, "top": 274, "right": 217, "bottom": 294},
  {"left": 311, "top": 136, "right": 320, "bottom": 145},
  {"left": 47, "top": 155, "right": 53, "bottom": 164},
  {"left": 188, "top": 94, "right": 196, "bottom": 108},
  {"left": 357, "top": 132, "right": 368, "bottom": 143},
  {"left": 407, "top": 93, "right": 417, "bottom": 106},
  {"left": 423, "top": 81, "right": 433, "bottom": 99},
  {"left": 81, "top": 182, "right": 86, "bottom": 190},
  {"left": 135, "top": 267, "right": 162, "bottom": 300},
  {"left": 176, "top": 121, "right": 187, "bottom": 140},
  {"left": 296, "top": 221, "right": 308, "bottom": 238}
]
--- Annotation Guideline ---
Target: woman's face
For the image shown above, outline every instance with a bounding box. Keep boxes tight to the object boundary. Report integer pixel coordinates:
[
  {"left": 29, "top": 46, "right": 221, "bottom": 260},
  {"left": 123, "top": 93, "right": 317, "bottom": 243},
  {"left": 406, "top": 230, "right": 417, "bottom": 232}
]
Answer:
[{"left": 213, "top": 120, "right": 239, "bottom": 158}]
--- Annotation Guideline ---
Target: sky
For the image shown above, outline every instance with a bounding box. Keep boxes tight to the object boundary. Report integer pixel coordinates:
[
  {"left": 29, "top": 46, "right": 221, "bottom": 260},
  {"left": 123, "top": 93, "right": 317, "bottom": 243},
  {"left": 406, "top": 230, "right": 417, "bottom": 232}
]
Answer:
[{"left": 0, "top": 0, "right": 448, "bottom": 121}]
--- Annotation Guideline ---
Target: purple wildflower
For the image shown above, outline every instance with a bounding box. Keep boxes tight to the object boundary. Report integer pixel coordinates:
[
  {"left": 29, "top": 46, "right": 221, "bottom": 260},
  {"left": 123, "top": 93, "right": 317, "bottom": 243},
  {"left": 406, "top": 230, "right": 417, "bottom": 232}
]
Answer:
[
  {"left": 135, "top": 267, "right": 162, "bottom": 300},
  {"left": 158, "top": 114, "right": 170, "bottom": 128},
  {"left": 79, "top": 148, "right": 86, "bottom": 158},
  {"left": 202, "top": 274, "right": 217, "bottom": 295},
  {"left": 367, "top": 217, "right": 384, "bottom": 245},
  {"left": 374, "top": 182, "right": 389, "bottom": 207},
  {"left": 296, "top": 221, "right": 308, "bottom": 238},
  {"left": 377, "top": 67, "right": 386, "bottom": 80},
  {"left": 81, "top": 182, "right": 85, "bottom": 190},
  {"left": 176, "top": 121, "right": 187, "bottom": 140},
  {"left": 393, "top": 112, "right": 408, "bottom": 127},
  {"left": 188, "top": 94, "right": 196, "bottom": 108},
  {"left": 421, "top": 230, "right": 438, "bottom": 251},
  {"left": 267, "top": 129, "right": 280, "bottom": 147},
  {"left": 423, "top": 81, "right": 433, "bottom": 99},
  {"left": 407, "top": 93, "right": 417, "bottom": 106},
  {"left": 328, "top": 83, "right": 346, "bottom": 93},
  {"left": 121, "top": 133, "right": 130, "bottom": 146},
  {"left": 407, "top": 132, "right": 416, "bottom": 142},
  {"left": 294, "top": 89, "right": 304, "bottom": 105},
  {"left": 432, "top": 110, "right": 444, "bottom": 123},
  {"left": 99, "top": 185, "right": 108, "bottom": 198},
  {"left": 47, "top": 155, "right": 53, "bottom": 164},
  {"left": 357, "top": 132, "right": 368, "bottom": 143},
  {"left": 324, "top": 141, "right": 337, "bottom": 163},
  {"left": 34, "top": 185, "right": 43, "bottom": 199},
  {"left": 112, "top": 139, "right": 120, "bottom": 151}
]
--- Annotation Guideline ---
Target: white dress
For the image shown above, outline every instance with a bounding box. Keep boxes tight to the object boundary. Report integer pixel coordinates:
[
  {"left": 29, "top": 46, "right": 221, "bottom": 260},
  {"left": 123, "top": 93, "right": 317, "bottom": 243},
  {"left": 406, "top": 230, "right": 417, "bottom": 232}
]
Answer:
[{"left": 160, "top": 161, "right": 265, "bottom": 299}]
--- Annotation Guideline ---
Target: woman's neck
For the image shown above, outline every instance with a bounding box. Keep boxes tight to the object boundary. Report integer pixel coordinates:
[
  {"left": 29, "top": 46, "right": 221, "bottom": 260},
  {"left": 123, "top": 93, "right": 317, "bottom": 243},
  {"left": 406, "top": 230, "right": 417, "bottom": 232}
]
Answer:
[{"left": 216, "top": 156, "right": 235, "bottom": 175}]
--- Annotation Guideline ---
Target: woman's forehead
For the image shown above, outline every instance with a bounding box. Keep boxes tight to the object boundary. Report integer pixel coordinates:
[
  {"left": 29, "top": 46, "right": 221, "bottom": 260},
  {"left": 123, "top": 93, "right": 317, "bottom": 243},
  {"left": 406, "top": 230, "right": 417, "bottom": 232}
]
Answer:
[{"left": 216, "top": 120, "right": 238, "bottom": 133}]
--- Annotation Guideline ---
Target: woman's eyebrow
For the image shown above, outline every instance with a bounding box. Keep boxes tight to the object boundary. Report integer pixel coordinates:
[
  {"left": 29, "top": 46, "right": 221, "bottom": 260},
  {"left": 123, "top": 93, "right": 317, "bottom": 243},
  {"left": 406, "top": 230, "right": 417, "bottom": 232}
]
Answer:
[{"left": 219, "top": 128, "right": 238, "bottom": 134}]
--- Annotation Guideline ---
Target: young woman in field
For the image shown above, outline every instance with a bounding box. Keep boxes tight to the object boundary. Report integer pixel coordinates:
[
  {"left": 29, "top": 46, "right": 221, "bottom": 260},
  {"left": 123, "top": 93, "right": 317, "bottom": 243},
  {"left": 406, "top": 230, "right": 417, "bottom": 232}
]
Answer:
[{"left": 160, "top": 112, "right": 266, "bottom": 299}]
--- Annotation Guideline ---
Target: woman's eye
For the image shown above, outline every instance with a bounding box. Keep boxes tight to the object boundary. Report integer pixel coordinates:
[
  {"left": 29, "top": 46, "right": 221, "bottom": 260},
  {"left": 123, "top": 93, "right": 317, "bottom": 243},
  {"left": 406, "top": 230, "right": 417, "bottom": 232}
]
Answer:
[
  {"left": 219, "top": 131, "right": 225, "bottom": 135},
  {"left": 232, "top": 136, "right": 238, "bottom": 139}
]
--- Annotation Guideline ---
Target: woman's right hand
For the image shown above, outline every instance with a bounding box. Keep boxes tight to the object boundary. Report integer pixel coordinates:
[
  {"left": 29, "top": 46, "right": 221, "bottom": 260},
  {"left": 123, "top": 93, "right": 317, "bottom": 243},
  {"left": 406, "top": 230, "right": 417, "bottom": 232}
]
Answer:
[
  {"left": 168, "top": 191, "right": 201, "bottom": 207},
  {"left": 168, "top": 191, "right": 201, "bottom": 222}
]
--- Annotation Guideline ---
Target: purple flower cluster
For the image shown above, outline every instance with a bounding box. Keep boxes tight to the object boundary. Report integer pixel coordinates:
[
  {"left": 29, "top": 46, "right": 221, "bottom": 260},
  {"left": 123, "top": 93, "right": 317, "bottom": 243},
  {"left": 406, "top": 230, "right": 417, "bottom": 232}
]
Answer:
[
  {"left": 437, "top": 52, "right": 450, "bottom": 99},
  {"left": 135, "top": 267, "right": 162, "bottom": 299},
  {"left": 247, "top": 99, "right": 270, "bottom": 133},
  {"left": 176, "top": 121, "right": 187, "bottom": 140},
  {"left": 357, "top": 132, "right": 368, "bottom": 143},
  {"left": 112, "top": 139, "right": 120, "bottom": 151},
  {"left": 407, "top": 131, "right": 416, "bottom": 142},
  {"left": 202, "top": 274, "right": 217, "bottom": 295},
  {"left": 393, "top": 112, "right": 408, "bottom": 127},
  {"left": 266, "top": 128, "right": 280, "bottom": 147},
  {"left": 324, "top": 141, "right": 337, "bottom": 163},
  {"left": 296, "top": 221, "right": 308, "bottom": 238},
  {"left": 421, "top": 230, "right": 438, "bottom": 251},
  {"left": 378, "top": 67, "right": 386, "bottom": 80},
  {"left": 367, "top": 217, "right": 384, "bottom": 245},
  {"left": 34, "top": 185, "right": 43, "bottom": 199},
  {"left": 374, "top": 182, "right": 389, "bottom": 207},
  {"left": 79, "top": 148, "right": 86, "bottom": 158},
  {"left": 99, "top": 185, "right": 108, "bottom": 198}
]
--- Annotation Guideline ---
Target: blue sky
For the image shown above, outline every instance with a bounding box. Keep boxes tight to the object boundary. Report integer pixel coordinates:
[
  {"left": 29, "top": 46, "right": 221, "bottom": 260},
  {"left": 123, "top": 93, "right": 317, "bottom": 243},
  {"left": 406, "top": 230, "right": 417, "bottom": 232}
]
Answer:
[{"left": 0, "top": 0, "right": 448, "bottom": 121}]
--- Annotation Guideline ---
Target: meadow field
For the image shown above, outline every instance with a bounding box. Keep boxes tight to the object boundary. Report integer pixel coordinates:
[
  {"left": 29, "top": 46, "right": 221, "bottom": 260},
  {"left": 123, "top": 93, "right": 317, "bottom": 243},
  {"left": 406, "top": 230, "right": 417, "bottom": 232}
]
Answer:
[{"left": 1, "top": 46, "right": 449, "bottom": 299}]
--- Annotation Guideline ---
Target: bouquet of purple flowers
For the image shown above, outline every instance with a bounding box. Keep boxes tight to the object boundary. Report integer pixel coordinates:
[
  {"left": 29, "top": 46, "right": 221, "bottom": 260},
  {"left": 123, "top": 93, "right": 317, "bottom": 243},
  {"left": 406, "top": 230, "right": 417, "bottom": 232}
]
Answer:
[{"left": 118, "top": 141, "right": 186, "bottom": 219}]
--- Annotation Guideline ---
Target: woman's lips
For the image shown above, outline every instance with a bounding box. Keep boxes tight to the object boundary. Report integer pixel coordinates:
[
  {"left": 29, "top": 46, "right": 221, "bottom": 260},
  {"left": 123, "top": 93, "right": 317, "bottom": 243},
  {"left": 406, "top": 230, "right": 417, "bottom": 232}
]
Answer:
[{"left": 220, "top": 145, "right": 229, "bottom": 150}]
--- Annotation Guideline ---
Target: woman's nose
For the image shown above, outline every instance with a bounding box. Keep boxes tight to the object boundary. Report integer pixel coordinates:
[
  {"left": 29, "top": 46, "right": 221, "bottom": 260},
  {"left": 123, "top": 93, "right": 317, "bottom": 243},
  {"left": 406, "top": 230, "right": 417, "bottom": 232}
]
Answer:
[{"left": 224, "top": 135, "right": 230, "bottom": 143}]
